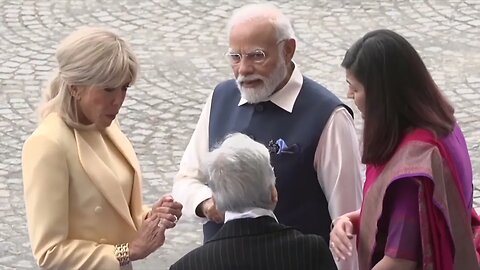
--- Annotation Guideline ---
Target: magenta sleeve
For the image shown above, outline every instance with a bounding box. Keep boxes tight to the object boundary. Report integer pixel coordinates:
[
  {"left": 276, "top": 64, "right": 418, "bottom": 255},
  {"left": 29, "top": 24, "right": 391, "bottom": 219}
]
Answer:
[{"left": 383, "top": 178, "right": 422, "bottom": 261}]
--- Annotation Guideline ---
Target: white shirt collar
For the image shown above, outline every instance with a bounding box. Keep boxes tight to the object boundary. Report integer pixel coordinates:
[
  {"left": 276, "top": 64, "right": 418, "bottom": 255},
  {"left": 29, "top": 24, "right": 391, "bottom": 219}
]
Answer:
[
  {"left": 237, "top": 63, "right": 303, "bottom": 113},
  {"left": 224, "top": 207, "right": 278, "bottom": 223}
]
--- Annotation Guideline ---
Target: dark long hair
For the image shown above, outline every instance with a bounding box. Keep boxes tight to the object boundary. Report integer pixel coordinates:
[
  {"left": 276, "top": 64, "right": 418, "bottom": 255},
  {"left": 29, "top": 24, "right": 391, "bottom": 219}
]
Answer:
[{"left": 341, "top": 29, "right": 455, "bottom": 165}]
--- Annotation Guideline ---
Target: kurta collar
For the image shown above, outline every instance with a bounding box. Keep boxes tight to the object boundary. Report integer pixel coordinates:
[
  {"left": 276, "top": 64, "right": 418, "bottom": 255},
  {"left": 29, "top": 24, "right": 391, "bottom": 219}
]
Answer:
[{"left": 238, "top": 62, "right": 303, "bottom": 113}]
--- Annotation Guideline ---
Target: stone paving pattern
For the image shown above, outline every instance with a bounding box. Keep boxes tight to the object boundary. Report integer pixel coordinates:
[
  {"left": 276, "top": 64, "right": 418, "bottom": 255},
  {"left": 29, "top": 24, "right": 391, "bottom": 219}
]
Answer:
[{"left": 0, "top": 0, "right": 479, "bottom": 269}]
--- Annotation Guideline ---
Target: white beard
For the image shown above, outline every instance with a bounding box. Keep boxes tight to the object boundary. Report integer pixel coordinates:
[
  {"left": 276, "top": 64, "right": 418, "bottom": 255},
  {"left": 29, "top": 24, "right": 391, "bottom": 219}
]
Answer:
[{"left": 235, "top": 55, "right": 288, "bottom": 104}]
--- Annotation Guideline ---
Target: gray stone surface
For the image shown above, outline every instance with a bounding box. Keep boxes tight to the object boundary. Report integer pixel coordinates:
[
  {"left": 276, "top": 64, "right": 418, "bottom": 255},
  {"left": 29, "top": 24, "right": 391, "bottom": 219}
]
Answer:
[{"left": 0, "top": 0, "right": 479, "bottom": 269}]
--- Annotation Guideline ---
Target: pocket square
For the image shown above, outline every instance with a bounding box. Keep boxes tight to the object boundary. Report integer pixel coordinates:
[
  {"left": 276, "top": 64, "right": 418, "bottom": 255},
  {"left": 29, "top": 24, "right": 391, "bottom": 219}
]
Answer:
[{"left": 268, "top": 139, "right": 299, "bottom": 154}]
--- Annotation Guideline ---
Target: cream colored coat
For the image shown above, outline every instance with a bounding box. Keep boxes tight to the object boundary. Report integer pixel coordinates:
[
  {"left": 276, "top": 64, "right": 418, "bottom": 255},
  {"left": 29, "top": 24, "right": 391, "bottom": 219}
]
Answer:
[{"left": 22, "top": 113, "right": 148, "bottom": 269}]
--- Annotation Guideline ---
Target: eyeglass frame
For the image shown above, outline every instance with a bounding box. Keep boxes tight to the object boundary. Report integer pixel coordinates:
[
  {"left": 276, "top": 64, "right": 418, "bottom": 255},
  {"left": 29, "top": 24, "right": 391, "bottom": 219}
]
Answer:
[{"left": 224, "top": 39, "right": 288, "bottom": 66}]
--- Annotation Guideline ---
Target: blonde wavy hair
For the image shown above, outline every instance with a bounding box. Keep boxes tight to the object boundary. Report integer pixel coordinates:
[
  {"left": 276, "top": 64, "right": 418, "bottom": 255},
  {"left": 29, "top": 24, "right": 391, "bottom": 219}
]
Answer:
[{"left": 39, "top": 26, "right": 138, "bottom": 129}]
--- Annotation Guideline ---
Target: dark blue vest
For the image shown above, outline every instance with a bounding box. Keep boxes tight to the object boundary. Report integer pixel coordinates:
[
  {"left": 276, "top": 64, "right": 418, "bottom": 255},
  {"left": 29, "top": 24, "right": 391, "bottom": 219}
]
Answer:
[{"left": 204, "top": 77, "right": 353, "bottom": 243}]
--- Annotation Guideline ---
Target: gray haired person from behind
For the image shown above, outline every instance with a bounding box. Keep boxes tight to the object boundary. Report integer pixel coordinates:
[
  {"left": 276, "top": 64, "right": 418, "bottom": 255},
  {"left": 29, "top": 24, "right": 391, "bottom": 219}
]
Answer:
[{"left": 170, "top": 133, "right": 337, "bottom": 270}]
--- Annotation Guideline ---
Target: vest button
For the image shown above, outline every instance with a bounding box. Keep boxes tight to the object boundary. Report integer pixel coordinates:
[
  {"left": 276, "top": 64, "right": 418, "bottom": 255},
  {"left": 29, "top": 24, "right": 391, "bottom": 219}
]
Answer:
[{"left": 255, "top": 104, "right": 264, "bottom": 112}]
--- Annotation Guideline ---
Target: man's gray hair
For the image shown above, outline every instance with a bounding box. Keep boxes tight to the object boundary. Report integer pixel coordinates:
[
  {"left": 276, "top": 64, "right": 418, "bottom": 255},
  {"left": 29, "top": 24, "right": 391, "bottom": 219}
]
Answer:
[
  {"left": 206, "top": 133, "right": 276, "bottom": 212},
  {"left": 226, "top": 3, "right": 296, "bottom": 42}
]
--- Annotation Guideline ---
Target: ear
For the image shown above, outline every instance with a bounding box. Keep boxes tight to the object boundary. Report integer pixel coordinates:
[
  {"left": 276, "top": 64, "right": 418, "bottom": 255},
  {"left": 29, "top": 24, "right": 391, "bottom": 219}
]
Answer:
[
  {"left": 270, "top": 185, "right": 278, "bottom": 206},
  {"left": 69, "top": 85, "right": 79, "bottom": 99},
  {"left": 211, "top": 196, "right": 216, "bottom": 205},
  {"left": 70, "top": 85, "right": 85, "bottom": 100},
  {"left": 283, "top": 38, "right": 296, "bottom": 63}
]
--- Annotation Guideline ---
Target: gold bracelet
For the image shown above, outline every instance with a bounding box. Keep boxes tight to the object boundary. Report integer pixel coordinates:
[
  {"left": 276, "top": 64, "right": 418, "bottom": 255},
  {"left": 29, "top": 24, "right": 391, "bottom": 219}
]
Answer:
[{"left": 114, "top": 243, "right": 130, "bottom": 266}]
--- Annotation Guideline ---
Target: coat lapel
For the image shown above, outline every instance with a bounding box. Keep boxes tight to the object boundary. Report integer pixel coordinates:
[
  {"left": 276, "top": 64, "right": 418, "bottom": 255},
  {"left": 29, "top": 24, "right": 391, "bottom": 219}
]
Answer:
[
  {"left": 74, "top": 122, "right": 143, "bottom": 230},
  {"left": 104, "top": 122, "right": 145, "bottom": 229}
]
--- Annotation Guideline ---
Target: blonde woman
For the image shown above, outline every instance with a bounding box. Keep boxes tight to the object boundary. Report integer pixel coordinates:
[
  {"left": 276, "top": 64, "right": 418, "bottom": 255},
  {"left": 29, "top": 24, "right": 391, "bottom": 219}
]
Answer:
[{"left": 22, "top": 26, "right": 182, "bottom": 269}]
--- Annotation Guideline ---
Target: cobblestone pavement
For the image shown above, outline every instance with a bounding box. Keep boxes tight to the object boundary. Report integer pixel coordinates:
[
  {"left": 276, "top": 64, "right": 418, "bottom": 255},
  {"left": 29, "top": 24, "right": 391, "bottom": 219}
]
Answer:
[{"left": 0, "top": 0, "right": 478, "bottom": 269}]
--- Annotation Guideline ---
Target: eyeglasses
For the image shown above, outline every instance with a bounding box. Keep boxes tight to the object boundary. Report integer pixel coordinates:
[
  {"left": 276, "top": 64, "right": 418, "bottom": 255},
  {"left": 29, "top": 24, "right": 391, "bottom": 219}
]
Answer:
[
  {"left": 225, "top": 39, "right": 287, "bottom": 66},
  {"left": 225, "top": 49, "right": 266, "bottom": 65}
]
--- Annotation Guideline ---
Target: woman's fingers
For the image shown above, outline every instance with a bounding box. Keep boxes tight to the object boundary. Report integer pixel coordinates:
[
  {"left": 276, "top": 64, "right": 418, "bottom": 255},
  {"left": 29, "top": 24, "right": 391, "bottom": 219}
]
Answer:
[
  {"left": 339, "top": 221, "right": 353, "bottom": 251},
  {"left": 330, "top": 236, "right": 351, "bottom": 260},
  {"left": 157, "top": 213, "right": 180, "bottom": 229},
  {"left": 156, "top": 202, "right": 182, "bottom": 221},
  {"left": 329, "top": 220, "right": 354, "bottom": 260},
  {"left": 151, "top": 198, "right": 183, "bottom": 226},
  {"left": 130, "top": 213, "right": 169, "bottom": 260},
  {"left": 153, "top": 205, "right": 181, "bottom": 219},
  {"left": 329, "top": 241, "right": 344, "bottom": 261},
  {"left": 151, "top": 194, "right": 175, "bottom": 210},
  {"left": 153, "top": 224, "right": 166, "bottom": 246}
]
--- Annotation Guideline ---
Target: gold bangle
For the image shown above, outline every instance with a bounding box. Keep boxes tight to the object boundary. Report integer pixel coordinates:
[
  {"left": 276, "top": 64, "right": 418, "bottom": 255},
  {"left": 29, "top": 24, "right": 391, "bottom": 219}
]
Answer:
[{"left": 114, "top": 243, "right": 130, "bottom": 266}]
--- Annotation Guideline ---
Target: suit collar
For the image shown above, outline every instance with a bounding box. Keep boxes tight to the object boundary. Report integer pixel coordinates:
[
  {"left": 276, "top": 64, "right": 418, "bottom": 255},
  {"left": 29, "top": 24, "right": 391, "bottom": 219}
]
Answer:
[
  {"left": 207, "top": 216, "right": 292, "bottom": 243},
  {"left": 74, "top": 121, "right": 144, "bottom": 229},
  {"left": 224, "top": 208, "right": 277, "bottom": 223}
]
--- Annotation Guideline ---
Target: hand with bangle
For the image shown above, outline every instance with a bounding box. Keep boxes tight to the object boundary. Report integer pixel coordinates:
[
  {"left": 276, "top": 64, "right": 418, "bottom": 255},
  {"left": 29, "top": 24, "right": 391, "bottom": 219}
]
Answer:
[{"left": 115, "top": 194, "right": 183, "bottom": 266}]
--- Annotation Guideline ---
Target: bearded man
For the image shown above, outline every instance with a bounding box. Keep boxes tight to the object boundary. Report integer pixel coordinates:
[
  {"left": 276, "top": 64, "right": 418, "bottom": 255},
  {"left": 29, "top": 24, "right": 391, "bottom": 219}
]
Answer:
[{"left": 172, "top": 3, "right": 362, "bottom": 270}]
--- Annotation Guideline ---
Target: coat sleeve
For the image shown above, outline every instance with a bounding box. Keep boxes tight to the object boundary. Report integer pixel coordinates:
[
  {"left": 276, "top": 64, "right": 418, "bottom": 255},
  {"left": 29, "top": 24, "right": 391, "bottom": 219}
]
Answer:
[{"left": 22, "top": 134, "right": 121, "bottom": 269}]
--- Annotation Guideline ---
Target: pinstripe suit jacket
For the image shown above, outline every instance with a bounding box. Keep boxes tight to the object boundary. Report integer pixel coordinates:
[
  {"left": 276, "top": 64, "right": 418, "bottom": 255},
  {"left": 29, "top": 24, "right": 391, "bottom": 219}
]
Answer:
[{"left": 170, "top": 216, "right": 337, "bottom": 270}]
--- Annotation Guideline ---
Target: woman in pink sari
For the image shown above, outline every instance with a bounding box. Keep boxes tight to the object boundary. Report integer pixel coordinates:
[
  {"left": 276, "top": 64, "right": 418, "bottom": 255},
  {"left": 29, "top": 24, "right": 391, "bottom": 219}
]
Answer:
[{"left": 329, "top": 29, "right": 480, "bottom": 270}]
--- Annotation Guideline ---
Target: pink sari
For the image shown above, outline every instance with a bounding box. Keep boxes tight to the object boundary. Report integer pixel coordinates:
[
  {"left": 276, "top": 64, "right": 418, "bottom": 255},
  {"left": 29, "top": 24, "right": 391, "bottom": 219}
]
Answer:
[{"left": 358, "top": 127, "right": 480, "bottom": 270}]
